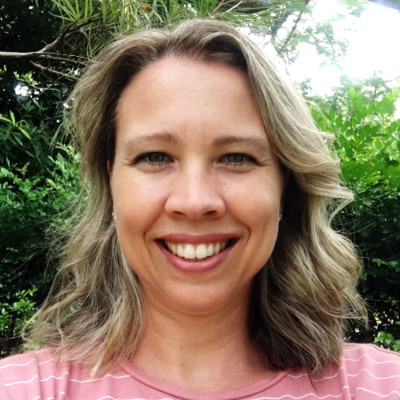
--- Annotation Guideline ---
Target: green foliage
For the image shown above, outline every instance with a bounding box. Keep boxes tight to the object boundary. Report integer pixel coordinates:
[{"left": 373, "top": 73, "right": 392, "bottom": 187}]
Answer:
[
  {"left": 0, "top": 141, "right": 80, "bottom": 353},
  {"left": 0, "top": 143, "right": 80, "bottom": 288},
  {"left": 257, "top": 0, "right": 366, "bottom": 64},
  {"left": 47, "top": 0, "right": 368, "bottom": 65},
  {"left": 0, "top": 64, "right": 79, "bottom": 352},
  {"left": 311, "top": 76, "right": 400, "bottom": 348},
  {"left": 374, "top": 330, "right": 400, "bottom": 352},
  {"left": 0, "top": 0, "right": 60, "bottom": 114},
  {"left": 0, "top": 286, "right": 37, "bottom": 356},
  {"left": 49, "top": 0, "right": 251, "bottom": 57},
  {"left": 1, "top": 71, "right": 71, "bottom": 170}
]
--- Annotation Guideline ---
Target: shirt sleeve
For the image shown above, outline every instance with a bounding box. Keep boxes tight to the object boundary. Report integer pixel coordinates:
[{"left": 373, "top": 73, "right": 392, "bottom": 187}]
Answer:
[
  {"left": 0, "top": 350, "right": 55, "bottom": 400},
  {"left": 342, "top": 343, "right": 400, "bottom": 399}
]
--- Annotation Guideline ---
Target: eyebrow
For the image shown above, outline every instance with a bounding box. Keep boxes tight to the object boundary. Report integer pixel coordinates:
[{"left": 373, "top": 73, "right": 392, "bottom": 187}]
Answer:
[
  {"left": 120, "top": 132, "right": 271, "bottom": 152},
  {"left": 120, "top": 131, "right": 178, "bottom": 149},
  {"left": 212, "top": 134, "right": 270, "bottom": 148}
]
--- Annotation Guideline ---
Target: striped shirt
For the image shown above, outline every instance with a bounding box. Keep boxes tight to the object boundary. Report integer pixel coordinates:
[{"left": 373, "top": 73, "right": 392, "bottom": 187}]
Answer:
[{"left": 0, "top": 344, "right": 399, "bottom": 399}]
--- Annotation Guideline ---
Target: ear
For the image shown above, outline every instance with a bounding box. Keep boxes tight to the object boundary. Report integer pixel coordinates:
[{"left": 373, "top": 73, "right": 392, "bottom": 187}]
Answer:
[{"left": 107, "top": 160, "right": 112, "bottom": 176}]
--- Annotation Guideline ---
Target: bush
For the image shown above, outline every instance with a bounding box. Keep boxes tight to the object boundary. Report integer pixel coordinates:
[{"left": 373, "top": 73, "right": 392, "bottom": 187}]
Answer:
[
  {"left": 0, "top": 286, "right": 37, "bottom": 356},
  {"left": 0, "top": 67, "right": 78, "bottom": 356},
  {"left": 0, "top": 142, "right": 80, "bottom": 354},
  {"left": 311, "top": 77, "right": 400, "bottom": 350}
]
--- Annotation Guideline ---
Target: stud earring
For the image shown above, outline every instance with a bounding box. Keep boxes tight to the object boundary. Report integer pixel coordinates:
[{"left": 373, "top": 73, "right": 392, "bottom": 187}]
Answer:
[
  {"left": 279, "top": 214, "right": 283, "bottom": 221},
  {"left": 112, "top": 212, "right": 116, "bottom": 221}
]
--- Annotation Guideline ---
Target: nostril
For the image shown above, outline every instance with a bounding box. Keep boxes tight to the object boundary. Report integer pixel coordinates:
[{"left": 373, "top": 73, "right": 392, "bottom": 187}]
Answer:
[{"left": 205, "top": 210, "right": 218, "bottom": 216}]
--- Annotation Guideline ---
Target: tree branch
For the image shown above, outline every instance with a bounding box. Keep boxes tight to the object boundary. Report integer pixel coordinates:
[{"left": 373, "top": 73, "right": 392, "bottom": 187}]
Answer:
[
  {"left": 38, "top": 18, "right": 101, "bottom": 54},
  {"left": 276, "top": 0, "right": 310, "bottom": 56},
  {"left": 0, "top": 17, "right": 100, "bottom": 63},
  {"left": 42, "top": 54, "right": 87, "bottom": 68},
  {"left": 29, "top": 61, "right": 77, "bottom": 80},
  {"left": 269, "top": 9, "right": 290, "bottom": 38}
]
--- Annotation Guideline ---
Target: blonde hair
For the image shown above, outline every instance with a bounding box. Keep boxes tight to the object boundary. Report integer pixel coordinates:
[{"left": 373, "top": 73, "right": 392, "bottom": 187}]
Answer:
[{"left": 27, "top": 18, "right": 367, "bottom": 375}]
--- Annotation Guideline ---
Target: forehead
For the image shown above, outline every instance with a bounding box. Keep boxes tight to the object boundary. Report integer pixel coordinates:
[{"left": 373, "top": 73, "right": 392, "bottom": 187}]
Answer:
[
  {"left": 113, "top": 55, "right": 275, "bottom": 166},
  {"left": 115, "top": 55, "right": 268, "bottom": 147},
  {"left": 118, "top": 55, "right": 254, "bottom": 107},
  {"left": 116, "top": 56, "right": 263, "bottom": 132}
]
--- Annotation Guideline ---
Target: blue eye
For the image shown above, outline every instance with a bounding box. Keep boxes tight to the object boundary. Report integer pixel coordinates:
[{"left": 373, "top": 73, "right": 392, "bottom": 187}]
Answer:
[
  {"left": 222, "top": 153, "right": 255, "bottom": 166},
  {"left": 225, "top": 154, "right": 246, "bottom": 164},
  {"left": 135, "top": 152, "right": 171, "bottom": 165},
  {"left": 147, "top": 152, "right": 168, "bottom": 164}
]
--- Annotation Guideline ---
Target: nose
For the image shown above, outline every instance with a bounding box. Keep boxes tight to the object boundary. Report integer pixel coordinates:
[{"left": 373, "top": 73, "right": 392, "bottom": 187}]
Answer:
[{"left": 164, "top": 164, "right": 226, "bottom": 219}]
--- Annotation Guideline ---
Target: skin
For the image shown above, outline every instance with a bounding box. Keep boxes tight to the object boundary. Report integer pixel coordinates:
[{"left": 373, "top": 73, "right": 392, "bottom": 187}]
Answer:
[{"left": 109, "top": 56, "right": 284, "bottom": 391}]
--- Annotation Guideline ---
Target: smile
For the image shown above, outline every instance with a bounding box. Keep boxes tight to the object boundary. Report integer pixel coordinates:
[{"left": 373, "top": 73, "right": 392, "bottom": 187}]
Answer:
[{"left": 163, "top": 240, "right": 233, "bottom": 261}]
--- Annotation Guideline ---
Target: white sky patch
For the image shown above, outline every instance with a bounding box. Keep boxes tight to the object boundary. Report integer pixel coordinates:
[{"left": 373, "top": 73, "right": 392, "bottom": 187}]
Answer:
[
  {"left": 289, "top": 43, "right": 343, "bottom": 94},
  {"left": 342, "top": 5, "right": 400, "bottom": 80},
  {"left": 312, "top": 0, "right": 350, "bottom": 20},
  {"left": 289, "top": 0, "right": 400, "bottom": 96}
]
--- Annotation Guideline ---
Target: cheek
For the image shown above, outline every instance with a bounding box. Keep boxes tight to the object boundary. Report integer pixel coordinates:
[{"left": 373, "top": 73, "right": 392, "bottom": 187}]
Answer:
[
  {"left": 112, "top": 177, "right": 169, "bottom": 239},
  {"left": 112, "top": 174, "right": 163, "bottom": 209},
  {"left": 223, "top": 177, "right": 282, "bottom": 215},
  {"left": 225, "top": 180, "right": 282, "bottom": 257}
]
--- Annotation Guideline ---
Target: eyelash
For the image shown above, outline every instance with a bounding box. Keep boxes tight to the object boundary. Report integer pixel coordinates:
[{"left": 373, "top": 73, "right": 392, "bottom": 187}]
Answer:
[
  {"left": 134, "top": 152, "right": 172, "bottom": 166},
  {"left": 220, "top": 153, "right": 256, "bottom": 166},
  {"left": 133, "top": 152, "right": 257, "bottom": 167}
]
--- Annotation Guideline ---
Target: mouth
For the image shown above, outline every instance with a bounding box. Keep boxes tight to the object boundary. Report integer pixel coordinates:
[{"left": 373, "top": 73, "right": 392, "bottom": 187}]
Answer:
[{"left": 159, "top": 239, "right": 236, "bottom": 261}]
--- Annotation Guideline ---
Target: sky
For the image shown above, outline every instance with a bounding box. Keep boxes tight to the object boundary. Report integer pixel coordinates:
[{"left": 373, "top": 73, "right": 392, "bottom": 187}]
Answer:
[{"left": 288, "top": 0, "right": 400, "bottom": 96}]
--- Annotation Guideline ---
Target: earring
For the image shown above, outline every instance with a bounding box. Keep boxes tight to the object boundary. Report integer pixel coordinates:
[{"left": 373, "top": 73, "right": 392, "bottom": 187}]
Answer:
[
  {"left": 279, "top": 214, "right": 283, "bottom": 221},
  {"left": 112, "top": 212, "right": 116, "bottom": 221}
]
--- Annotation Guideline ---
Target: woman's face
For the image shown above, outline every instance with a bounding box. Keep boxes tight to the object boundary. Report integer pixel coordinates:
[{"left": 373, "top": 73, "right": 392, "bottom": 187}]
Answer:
[{"left": 110, "top": 56, "right": 284, "bottom": 317}]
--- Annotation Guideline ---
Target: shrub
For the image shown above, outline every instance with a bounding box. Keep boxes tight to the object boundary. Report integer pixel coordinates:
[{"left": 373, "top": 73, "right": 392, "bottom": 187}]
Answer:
[
  {"left": 311, "top": 77, "right": 400, "bottom": 350},
  {"left": 0, "top": 142, "right": 80, "bottom": 354}
]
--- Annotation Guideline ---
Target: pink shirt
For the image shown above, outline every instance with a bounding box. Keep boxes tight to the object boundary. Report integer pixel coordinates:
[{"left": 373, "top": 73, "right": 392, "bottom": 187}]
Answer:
[{"left": 0, "top": 344, "right": 399, "bottom": 399}]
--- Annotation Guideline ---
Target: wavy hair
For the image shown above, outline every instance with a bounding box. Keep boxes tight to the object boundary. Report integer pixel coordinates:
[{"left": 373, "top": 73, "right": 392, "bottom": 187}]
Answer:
[{"left": 26, "top": 18, "right": 367, "bottom": 375}]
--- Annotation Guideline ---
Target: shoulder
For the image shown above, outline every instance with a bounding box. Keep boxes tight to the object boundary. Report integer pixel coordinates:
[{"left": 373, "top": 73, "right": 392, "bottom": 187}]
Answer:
[
  {"left": 0, "top": 350, "right": 170, "bottom": 400},
  {"left": 0, "top": 348, "right": 72, "bottom": 400},
  {"left": 341, "top": 343, "right": 400, "bottom": 398},
  {"left": 342, "top": 342, "right": 400, "bottom": 368},
  {"left": 0, "top": 348, "right": 54, "bottom": 380}
]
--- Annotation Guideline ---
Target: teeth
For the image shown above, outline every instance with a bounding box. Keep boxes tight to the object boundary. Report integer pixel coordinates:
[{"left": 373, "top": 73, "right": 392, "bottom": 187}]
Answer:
[
  {"left": 196, "top": 244, "right": 207, "bottom": 259},
  {"left": 184, "top": 244, "right": 195, "bottom": 259},
  {"left": 177, "top": 244, "right": 184, "bottom": 258},
  {"left": 164, "top": 240, "right": 230, "bottom": 260}
]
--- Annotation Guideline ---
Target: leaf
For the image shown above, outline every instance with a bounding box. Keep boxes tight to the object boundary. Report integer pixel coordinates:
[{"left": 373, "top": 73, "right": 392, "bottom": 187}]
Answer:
[
  {"left": 19, "top": 127, "right": 31, "bottom": 140},
  {"left": 0, "top": 115, "right": 11, "bottom": 124},
  {"left": 9, "top": 111, "right": 16, "bottom": 125}
]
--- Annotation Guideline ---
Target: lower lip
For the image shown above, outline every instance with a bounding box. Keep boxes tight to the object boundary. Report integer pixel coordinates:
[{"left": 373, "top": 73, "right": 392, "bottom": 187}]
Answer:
[{"left": 157, "top": 241, "right": 236, "bottom": 274}]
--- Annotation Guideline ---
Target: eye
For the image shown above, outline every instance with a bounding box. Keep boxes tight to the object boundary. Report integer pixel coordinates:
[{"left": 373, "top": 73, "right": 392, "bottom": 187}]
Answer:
[
  {"left": 134, "top": 152, "right": 172, "bottom": 166},
  {"left": 221, "top": 153, "right": 256, "bottom": 166}
]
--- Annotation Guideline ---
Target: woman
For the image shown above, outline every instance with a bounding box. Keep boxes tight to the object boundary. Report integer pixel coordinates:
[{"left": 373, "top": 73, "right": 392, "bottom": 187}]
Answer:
[{"left": 1, "top": 18, "right": 399, "bottom": 400}]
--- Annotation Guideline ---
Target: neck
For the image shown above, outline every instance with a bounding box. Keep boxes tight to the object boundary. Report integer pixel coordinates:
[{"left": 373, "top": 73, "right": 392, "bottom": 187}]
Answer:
[{"left": 132, "top": 301, "right": 268, "bottom": 392}]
